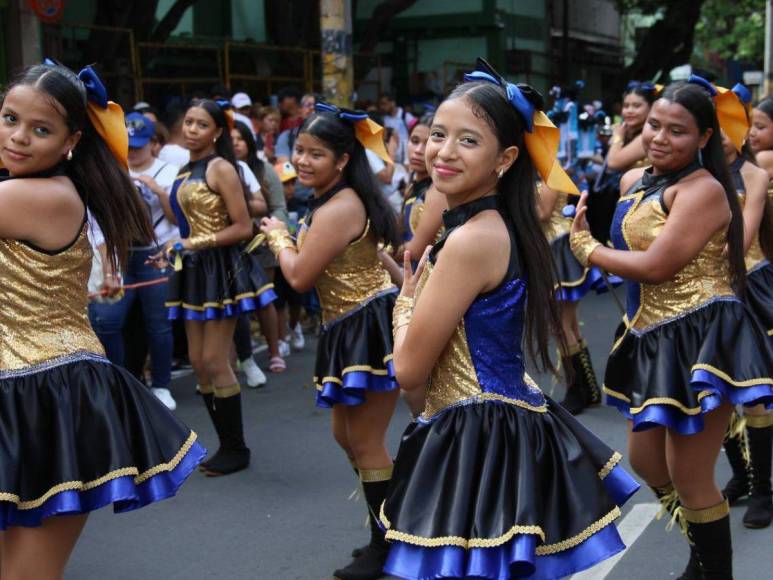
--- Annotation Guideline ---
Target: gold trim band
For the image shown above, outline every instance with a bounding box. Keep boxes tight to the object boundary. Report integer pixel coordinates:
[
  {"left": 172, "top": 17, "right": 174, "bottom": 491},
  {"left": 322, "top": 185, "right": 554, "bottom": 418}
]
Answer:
[
  {"left": 213, "top": 383, "right": 241, "bottom": 398},
  {"left": 598, "top": 452, "right": 622, "bottom": 480},
  {"left": 267, "top": 229, "right": 295, "bottom": 257},
  {"left": 197, "top": 383, "right": 214, "bottom": 395},
  {"left": 682, "top": 499, "right": 729, "bottom": 524},
  {"left": 570, "top": 230, "right": 602, "bottom": 267},
  {"left": 0, "top": 432, "right": 198, "bottom": 510},
  {"left": 360, "top": 466, "right": 393, "bottom": 483},
  {"left": 744, "top": 413, "right": 773, "bottom": 428}
]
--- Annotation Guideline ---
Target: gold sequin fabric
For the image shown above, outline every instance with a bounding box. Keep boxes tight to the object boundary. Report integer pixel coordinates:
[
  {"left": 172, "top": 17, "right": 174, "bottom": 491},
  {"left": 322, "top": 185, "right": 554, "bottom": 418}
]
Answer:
[
  {"left": 623, "top": 194, "right": 734, "bottom": 331},
  {"left": 0, "top": 226, "right": 104, "bottom": 370},
  {"left": 542, "top": 188, "right": 572, "bottom": 242},
  {"left": 175, "top": 174, "right": 230, "bottom": 237},
  {"left": 739, "top": 191, "right": 768, "bottom": 271},
  {"left": 300, "top": 220, "right": 394, "bottom": 323}
]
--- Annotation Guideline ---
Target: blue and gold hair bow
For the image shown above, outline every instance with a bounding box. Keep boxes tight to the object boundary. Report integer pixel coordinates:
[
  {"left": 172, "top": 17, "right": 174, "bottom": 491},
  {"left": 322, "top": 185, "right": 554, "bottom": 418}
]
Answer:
[
  {"left": 462, "top": 59, "right": 578, "bottom": 195},
  {"left": 314, "top": 102, "right": 392, "bottom": 164},
  {"left": 626, "top": 80, "right": 657, "bottom": 93},
  {"left": 215, "top": 99, "right": 236, "bottom": 131},
  {"left": 687, "top": 74, "right": 748, "bottom": 151}
]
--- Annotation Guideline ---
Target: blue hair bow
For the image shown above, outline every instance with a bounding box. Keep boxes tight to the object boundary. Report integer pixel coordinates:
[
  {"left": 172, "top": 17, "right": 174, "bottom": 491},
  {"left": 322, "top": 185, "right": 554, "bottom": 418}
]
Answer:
[
  {"left": 731, "top": 83, "right": 752, "bottom": 105},
  {"left": 687, "top": 74, "right": 718, "bottom": 97},
  {"left": 315, "top": 102, "right": 369, "bottom": 122},
  {"left": 462, "top": 70, "right": 535, "bottom": 132},
  {"left": 215, "top": 98, "right": 232, "bottom": 110},
  {"left": 626, "top": 80, "right": 656, "bottom": 93},
  {"left": 77, "top": 66, "right": 109, "bottom": 109}
]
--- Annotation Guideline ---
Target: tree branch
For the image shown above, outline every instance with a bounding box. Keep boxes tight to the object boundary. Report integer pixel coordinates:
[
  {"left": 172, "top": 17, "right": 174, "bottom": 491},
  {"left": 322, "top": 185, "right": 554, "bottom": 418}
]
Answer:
[
  {"left": 150, "top": 0, "right": 200, "bottom": 43},
  {"left": 359, "top": 0, "right": 418, "bottom": 53}
]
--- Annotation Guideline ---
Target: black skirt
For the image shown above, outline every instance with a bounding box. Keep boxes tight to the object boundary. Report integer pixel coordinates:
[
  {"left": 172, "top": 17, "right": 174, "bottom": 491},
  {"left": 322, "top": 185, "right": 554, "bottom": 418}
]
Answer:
[
  {"left": 0, "top": 352, "right": 205, "bottom": 528},
  {"left": 745, "top": 261, "right": 773, "bottom": 335},
  {"left": 605, "top": 297, "right": 773, "bottom": 435},
  {"left": 380, "top": 398, "right": 639, "bottom": 579},
  {"left": 551, "top": 233, "right": 618, "bottom": 302},
  {"left": 165, "top": 244, "right": 277, "bottom": 321},
  {"left": 314, "top": 289, "right": 398, "bottom": 408}
]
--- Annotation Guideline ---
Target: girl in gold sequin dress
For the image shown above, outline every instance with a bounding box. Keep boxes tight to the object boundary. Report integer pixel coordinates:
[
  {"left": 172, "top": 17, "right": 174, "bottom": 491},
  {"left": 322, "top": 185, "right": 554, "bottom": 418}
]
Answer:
[
  {"left": 570, "top": 79, "right": 773, "bottom": 579},
  {"left": 0, "top": 63, "right": 205, "bottom": 578},
  {"left": 260, "top": 103, "right": 401, "bottom": 580},
  {"left": 163, "top": 100, "right": 277, "bottom": 477}
]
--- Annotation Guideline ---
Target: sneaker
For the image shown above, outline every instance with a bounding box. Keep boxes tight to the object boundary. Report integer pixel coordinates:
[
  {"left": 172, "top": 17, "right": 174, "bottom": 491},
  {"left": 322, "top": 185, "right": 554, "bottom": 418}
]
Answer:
[
  {"left": 278, "top": 339, "right": 291, "bottom": 358},
  {"left": 291, "top": 323, "right": 305, "bottom": 350},
  {"left": 152, "top": 387, "right": 177, "bottom": 411},
  {"left": 241, "top": 357, "right": 267, "bottom": 388}
]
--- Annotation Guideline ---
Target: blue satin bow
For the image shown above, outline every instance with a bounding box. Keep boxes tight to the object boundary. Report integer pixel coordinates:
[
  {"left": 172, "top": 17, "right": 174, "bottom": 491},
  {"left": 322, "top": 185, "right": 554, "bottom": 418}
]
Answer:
[
  {"left": 215, "top": 99, "right": 232, "bottom": 111},
  {"left": 315, "top": 102, "right": 369, "bottom": 122},
  {"left": 626, "top": 80, "right": 656, "bottom": 93},
  {"left": 43, "top": 59, "right": 109, "bottom": 109},
  {"left": 462, "top": 70, "right": 534, "bottom": 132},
  {"left": 731, "top": 83, "right": 752, "bottom": 105},
  {"left": 687, "top": 74, "right": 718, "bottom": 97}
]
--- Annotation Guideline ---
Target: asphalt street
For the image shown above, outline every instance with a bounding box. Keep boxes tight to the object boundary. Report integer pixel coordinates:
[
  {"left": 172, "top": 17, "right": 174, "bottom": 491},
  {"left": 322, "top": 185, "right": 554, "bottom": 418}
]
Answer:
[{"left": 66, "top": 291, "right": 772, "bottom": 579}]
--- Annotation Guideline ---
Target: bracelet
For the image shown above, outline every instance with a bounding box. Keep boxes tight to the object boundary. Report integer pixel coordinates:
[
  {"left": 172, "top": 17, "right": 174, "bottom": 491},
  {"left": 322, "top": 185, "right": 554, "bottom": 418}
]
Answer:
[
  {"left": 570, "top": 230, "right": 602, "bottom": 268},
  {"left": 188, "top": 233, "right": 217, "bottom": 250},
  {"left": 392, "top": 295, "right": 415, "bottom": 337},
  {"left": 267, "top": 229, "right": 295, "bottom": 257},
  {"left": 610, "top": 135, "right": 623, "bottom": 146}
]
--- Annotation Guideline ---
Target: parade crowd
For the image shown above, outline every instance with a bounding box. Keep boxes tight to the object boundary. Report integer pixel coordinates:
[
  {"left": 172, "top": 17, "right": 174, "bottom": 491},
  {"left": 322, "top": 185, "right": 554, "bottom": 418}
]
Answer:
[{"left": 0, "top": 56, "right": 772, "bottom": 580}]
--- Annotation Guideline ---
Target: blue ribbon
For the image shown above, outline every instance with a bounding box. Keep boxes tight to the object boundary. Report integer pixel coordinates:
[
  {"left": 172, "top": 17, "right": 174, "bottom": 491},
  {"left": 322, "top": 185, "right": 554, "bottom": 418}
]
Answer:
[
  {"left": 215, "top": 99, "right": 232, "bottom": 111},
  {"left": 731, "top": 83, "right": 752, "bottom": 105},
  {"left": 462, "top": 70, "right": 535, "bottom": 132},
  {"left": 687, "top": 74, "right": 718, "bottom": 97},
  {"left": 315, "top": 102, "right": 369, "bottom": 122},
  {"left": 626, "top": 80, "right": 656, "bottom": 93},
  {"left": 42, "top": 59, "right": 109, "bottom": 109}
]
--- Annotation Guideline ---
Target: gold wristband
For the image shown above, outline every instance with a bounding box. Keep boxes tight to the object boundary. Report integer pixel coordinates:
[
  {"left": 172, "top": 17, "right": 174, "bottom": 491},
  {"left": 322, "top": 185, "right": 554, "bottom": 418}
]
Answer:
[
  {"left": 267, "top": 229, "right": 295, "bottom": 257},
  {"left": 570, "top": 230, "right": 602, "bottom": 267},
  {"left": 610, "top": 135, "right": 623, "bottom": 146},
  {"left": 188, "top": 233, "right": 217, "bottom": 250},
  {"left": 392, "top": 295, "right": 415, "bottom": 336}
]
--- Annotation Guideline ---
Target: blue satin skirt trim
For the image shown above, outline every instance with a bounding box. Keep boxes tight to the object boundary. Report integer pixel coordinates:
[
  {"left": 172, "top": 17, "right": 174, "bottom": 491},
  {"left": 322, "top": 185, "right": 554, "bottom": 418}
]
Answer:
[
  {"left": 315, "top": 359, "right": 398, "bottom": 408},
  {"left": 384, "top": 462, "right": 637, "bottom": 579},
  {"left": 168, "top": 288, "right": 277, "bottom": 321},
  {"left": 385, "top": 515, "right": 625, "bottom": 580},
  {"left": 0, "top": 441, "right": 206, "bottom": 529},
  {"left": 557, "top": 268, "right": 620, "bottom": 303},
  {"left": 607, "top": 367, "right": 773, "bottom": 435}
]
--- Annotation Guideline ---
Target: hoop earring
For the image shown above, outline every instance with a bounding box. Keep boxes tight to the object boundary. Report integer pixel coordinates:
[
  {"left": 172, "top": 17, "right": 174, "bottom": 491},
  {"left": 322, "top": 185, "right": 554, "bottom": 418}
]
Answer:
[{"left": 66, "top": 150, "right": 73, "bottom": 161}]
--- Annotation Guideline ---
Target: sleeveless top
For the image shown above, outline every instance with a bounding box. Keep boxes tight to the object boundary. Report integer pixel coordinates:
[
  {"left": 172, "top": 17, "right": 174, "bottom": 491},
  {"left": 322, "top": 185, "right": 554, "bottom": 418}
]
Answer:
[
  {"left": 170, "top": 155, "right": 231, "bottom": 239},
  {"left": 611, "top": 162, "right": 734, "bottom": 334},
  {"left": 402, "top": 177, "right": 432, "bottom": 242},
  {"left": 416, "top": 195, "right": 547, "bottom": 421},
  {"left": 0, "top": 170, "right": 104, "bottom": 371},
  {"left": 541, "top": 184, "right": 572, "bottom": 242},
  {"left": 297, "top": 182, "right": 394, "bottom": 323},
  {"left": 730, "top": 157, "right": 767, "bottom": 271}
]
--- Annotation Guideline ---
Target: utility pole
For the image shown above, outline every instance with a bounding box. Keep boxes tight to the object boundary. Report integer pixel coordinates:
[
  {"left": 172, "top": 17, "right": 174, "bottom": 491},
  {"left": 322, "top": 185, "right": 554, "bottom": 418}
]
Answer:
[
  {"left": 766, "top": 0, "right": 773, "bottom": 96},
  {"left": 320, "top": 0, "right": 353, "bottom": 107}
]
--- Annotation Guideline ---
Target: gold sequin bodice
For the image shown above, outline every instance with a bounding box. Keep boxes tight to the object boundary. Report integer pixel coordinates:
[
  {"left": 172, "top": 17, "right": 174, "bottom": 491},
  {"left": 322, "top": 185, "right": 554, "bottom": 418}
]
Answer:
[
  {"left": 0, "top": 225, "right": 104, "bottom": 370},
  {"left": 298, "top": 220, "right": 394, "bottom": 323},
  {"left": 174, "top": 159, "right": 230, "bottom": 237},
  {"left": 542, "top": 187, "right": 572, "bottom": 242},
  {"left": 621, "top": 191, "right": 734, "bottom": 330},
  {"left": 739, "top": 193, "right": 766, "bottom": 271}
]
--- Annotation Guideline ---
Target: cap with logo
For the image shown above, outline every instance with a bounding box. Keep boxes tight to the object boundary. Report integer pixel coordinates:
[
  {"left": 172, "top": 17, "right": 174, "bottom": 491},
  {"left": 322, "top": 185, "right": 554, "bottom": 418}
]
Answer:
[
  {"left": 275, "top": 162, "right": 297, "bottom": 183},
  {"left": 125, "top": 112, "right": 156, "bottom": 149}
]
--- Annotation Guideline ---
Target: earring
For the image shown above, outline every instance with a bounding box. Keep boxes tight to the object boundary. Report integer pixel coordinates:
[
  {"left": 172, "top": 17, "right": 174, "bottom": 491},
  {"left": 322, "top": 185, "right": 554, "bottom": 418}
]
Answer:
[
  {"left": 213, "top": 137, "right": 218, "bottom": 144},
  {"left": 697, "top": 148, "right": 704, "bottom": 166},
  {"left": 66, "top": 150, "right": 73, "bottom": 161},
  {"left": 497, "top": 168, "right": 504, "bottom": 179},
  {"left": 337, "top": 166, "right": 343, "bottom": 172}
]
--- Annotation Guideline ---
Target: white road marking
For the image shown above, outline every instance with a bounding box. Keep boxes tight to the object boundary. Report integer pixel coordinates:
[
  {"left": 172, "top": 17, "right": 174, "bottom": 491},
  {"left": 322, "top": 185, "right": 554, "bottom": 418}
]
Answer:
[{"left": 570, "top": 502, "right": 660, "bottom": 580}]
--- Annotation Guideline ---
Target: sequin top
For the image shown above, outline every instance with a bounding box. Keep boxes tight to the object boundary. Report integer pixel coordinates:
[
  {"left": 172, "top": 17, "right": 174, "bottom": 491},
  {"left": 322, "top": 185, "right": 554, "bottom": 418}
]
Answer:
[
  {"left": 611, "top": 163, "right": 735, "bottom": 333},
  {"left": 170, "top": 155, "right": 230, "bottom": 239},
  {"left": 297, "top": 182, "right": 395, "bottom": 323},
  {"left": 415, "top": 196, "right": 547, "bottom": 421},
  {"left": 730, "top": 157, "right": 766, "bottom": 271},
  {"left": 541, "top": 184, "right": 572, "bottom": 242},
  {"left": 0, "top": 221, "right": 105, "bottom": 371}
]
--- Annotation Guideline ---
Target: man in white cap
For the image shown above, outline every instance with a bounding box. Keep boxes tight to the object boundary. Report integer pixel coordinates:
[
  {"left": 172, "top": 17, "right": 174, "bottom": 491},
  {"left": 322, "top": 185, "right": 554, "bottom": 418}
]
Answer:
[{"left": 231, "top": 92, "right": 256, "bottom": 139}]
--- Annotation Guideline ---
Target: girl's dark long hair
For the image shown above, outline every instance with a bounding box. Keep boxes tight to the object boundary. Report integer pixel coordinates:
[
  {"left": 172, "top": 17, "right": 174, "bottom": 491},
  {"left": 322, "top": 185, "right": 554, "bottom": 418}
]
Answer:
[
  {"left": 299, "top": 111, "right": 399, "bottom": 247},
  {"left": 661, "top": 82, "right": 746, "bottom": 293},
  {"left": 751, "top": 99, "right": 773, "bottom": 260},
  {"left": 445, "top": 81, "right": 565, "bottom": 373},
  {"left": 3, "top": 64, "right": 152, "bottom": 268},
  {"left": 188, "top": 99, "right": 250, "bottom": 201},
  {"left": 233, "top": 120, "right": 267, "bottom": 190}
]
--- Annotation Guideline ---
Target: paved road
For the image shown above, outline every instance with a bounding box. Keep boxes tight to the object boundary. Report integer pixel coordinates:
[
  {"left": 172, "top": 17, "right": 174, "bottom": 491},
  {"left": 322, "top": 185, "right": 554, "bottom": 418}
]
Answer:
[{"left": 67, "top": 291, "right": 772, "bottom": 579}]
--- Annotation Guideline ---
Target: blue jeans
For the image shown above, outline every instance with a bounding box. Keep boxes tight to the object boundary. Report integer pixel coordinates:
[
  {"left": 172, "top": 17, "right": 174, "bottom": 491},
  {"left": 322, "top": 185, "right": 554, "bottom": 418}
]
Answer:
[{"left": 88, "top": 248, "right": 172, "bottom": 390}]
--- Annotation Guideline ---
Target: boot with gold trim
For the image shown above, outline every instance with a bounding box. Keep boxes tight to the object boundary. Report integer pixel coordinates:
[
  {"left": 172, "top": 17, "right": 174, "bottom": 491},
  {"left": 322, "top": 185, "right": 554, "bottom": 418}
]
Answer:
[{"left": 683, "top": 499, "right": 733, "bottom": 580}]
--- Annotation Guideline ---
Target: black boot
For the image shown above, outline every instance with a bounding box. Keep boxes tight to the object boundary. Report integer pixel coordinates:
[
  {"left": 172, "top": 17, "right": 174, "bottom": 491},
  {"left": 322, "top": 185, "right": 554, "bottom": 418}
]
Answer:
[
  {"left": 560, "top": 345, "right": 587, "bottom": 415},
  {"left": 197, "top": 386, "right": 221, "bottom": 472},
  {"left": 202, "top": 386, "right": 251, "bottom": 476},
  {"left": 684, "top": 500, "right": 733, "bottom": 580},
  {"left": 334, "top": 468, "right": 392, "bottom": 580},
  {"left": 743, "top": 421, "right": 773, "bottom": 529},
  {"left": 578, "top": 339, "right": 601, "bottom": 405},
  {"left": 650, "top": 483, "right": 701, "bottom": 580},
  {"left": 722, "top": 431, "right": 750, "bottom": 506}
]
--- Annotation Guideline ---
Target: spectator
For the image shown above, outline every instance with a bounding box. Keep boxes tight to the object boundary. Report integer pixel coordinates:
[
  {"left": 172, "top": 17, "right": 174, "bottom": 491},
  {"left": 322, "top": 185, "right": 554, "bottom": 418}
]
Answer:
[
  {"left": 151, "top": 119, "right": 169, "bottom": 158},
  {"left": 230, "top": 91, "right": 257, "bottom": 139},
  {"left": 256, "top": 106, "right": 281, "bottom": 161},
  {"left": 378, "top": 90, "right": 414, "bottom": 164},
  {"left": 277, "top": 85, "right": 303, "bottom": 132},
  {"left": 133, "top": 101, "right": 160, "bottom": 124},
  {"left": 275, "top": 93, "right": 318, "bottom": 205},
  {"left": 158, "top": 107, "right": 190, "bottom": 167}
]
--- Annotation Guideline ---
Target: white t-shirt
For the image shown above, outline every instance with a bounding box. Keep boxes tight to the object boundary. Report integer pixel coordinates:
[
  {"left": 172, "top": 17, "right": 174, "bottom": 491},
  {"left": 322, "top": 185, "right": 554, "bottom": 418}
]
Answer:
[
  {"left": 130, "top": 158, "right": 181, "bottom": 247},
  {"left": 158, "top": 144, "right": 190, "bottom": 167},
  {"left": 237, "top": 160, "right": 261, "bottom": 195},
  {"left": 366, "top": 149, "right": 402, "bottom": 216}
]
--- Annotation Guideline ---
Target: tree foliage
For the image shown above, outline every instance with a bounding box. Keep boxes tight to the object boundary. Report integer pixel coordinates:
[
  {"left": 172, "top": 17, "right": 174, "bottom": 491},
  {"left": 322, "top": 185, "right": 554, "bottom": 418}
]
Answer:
[{"left": 695, "top": 0, "right": 765, "bottom": 64}]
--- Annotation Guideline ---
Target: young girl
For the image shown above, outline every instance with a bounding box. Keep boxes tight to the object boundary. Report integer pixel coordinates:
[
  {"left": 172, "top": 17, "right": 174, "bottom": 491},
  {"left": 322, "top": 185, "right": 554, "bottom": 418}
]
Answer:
[
  {"left": 381, "top": 59, "right": 639, "bottom": 580},
  {"left": 0, "top": 62, "right": 204, "bottom": 578},
  {"left": 162, "top": 99, "right": 276, "bottom": 476},
  {"left": 606, "top": 81, "right": 658, "bottom": 172},
  {"left": 260, "top": 104, "right": 400, "bottom": 580},
  {"left": 571, "top": 79, "right": 773, "bottom": 578},
  {"left": 399, "top": 112, "right": 445, "bottom": 263}
]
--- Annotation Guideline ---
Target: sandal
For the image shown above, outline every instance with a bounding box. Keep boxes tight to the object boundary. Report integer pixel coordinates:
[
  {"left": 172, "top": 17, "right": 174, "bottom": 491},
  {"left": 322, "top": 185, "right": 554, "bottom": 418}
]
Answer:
[{"left": 269, "top": 356, "right": 286, "bottom": 373}]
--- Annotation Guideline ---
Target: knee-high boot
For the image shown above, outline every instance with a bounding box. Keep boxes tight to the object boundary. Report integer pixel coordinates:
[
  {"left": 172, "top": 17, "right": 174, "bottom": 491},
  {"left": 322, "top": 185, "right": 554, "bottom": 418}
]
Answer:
[
  {"left": 742, "top": 415, "right": 773, "bottom": 529},
  {"left": 202, "top": 383, "right": 251, "bottom": 476},
  {"left": 650, "top": 482, "right": 701, "bottom": 580},
  {"left": 722, "top": 412, "right": 751, "bottom": 505},
  {"left": 683, "top": 499, "right": 733, "bottom": 580}
]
